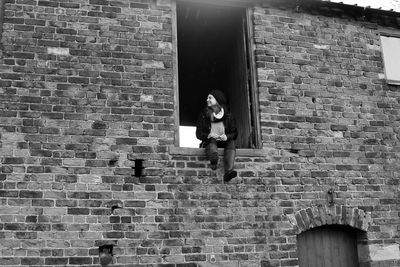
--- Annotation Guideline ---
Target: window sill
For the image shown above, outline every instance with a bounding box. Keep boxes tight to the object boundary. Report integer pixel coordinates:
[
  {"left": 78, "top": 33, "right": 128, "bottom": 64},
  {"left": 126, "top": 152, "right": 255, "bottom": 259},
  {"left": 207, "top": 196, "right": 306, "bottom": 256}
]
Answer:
[
  {"left": 169, "top": 146, "right": 270, "bottom": 157},
  {"left": 386, "top": 79, "right": 400, "bottom": 85}
]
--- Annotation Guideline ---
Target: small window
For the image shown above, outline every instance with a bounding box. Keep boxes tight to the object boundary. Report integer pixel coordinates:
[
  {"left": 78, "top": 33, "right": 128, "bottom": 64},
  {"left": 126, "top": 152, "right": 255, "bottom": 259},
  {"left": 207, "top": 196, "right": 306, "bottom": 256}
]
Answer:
[
  {"left": 380, "top": 35, "right": 400, "bottom": 85},
  {"left": 173, "top": 1, "right": 260, "bottom": 149}
]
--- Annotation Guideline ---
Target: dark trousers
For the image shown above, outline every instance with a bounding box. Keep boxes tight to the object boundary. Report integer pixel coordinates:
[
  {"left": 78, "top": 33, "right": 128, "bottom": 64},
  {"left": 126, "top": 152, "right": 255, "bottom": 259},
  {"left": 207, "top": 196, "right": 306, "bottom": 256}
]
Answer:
[{"left": 205, "top": 138, "right": 235, "bottom": 172}]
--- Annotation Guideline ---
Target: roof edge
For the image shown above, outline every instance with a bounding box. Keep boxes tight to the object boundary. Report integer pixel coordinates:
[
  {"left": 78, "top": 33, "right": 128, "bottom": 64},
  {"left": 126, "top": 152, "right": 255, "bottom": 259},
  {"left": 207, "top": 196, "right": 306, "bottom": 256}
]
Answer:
[{"left": 259, "top": 0, "right": 400, "bottom": 28}]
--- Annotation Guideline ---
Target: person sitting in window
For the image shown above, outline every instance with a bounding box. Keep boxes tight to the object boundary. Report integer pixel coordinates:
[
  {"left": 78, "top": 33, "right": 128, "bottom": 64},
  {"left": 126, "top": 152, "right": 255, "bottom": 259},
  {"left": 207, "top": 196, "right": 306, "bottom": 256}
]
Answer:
[{"left": 196, "top": 90, "right": 238, "bottom": 182}]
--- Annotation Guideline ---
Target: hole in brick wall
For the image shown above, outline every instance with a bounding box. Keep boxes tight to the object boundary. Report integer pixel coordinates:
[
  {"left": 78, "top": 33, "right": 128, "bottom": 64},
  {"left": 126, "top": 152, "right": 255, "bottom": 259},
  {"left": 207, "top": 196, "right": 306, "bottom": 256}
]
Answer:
[
  {"left": 210, "top": 255, "right": 216, "bottom": 263},
  {"left": 99, "top": 244, "right": 113, "bottom": 266},
  {"left": 134, "top": 159, "right": 144, "bottom": 177},
  {"left": 108, "top": 159, "right": 118, "bottom": 167},
  {"left": 312, "top": 97, "right": 316, "bottom": 103},
  {"left": 111, "top": 205, "right": 122, "bottom": 214},
  {"left": 289, "top": 149, "right": 299, "bottom": 154}
]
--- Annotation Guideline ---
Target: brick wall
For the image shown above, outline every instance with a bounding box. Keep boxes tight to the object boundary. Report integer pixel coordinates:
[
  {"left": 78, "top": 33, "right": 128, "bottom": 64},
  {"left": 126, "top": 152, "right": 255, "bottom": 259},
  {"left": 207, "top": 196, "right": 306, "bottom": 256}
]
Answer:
[{"left": 0, "top": 0, "right": 399, "bottom": 266}]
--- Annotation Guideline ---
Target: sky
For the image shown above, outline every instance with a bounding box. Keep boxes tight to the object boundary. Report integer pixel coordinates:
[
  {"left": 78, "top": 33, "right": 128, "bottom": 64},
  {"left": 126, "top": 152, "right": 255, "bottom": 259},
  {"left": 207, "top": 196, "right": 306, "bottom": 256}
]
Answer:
[
  {"left": 324, "top": 0, "right": 400, "bottom": 12},
  {"left": 179, "top": 126, "right": 201, "bottom": 148}
]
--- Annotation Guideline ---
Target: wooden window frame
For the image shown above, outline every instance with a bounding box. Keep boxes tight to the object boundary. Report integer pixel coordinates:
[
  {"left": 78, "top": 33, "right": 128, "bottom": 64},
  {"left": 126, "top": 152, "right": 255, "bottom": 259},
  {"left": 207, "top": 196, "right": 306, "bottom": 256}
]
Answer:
[{"left": 171, "top": 0, "right": 262, "bottom": 150}]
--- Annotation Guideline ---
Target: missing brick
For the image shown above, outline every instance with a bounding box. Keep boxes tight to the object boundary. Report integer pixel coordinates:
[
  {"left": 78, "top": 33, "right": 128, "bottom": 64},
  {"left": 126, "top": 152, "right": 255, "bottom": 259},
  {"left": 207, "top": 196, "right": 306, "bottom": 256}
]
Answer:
[
  {"left": 133, "top": 159, "right": 144, "bottom": 177},
  {"left": 108, "top": 159, "right": 118, "bottom": 167},
  {"left": 111, "top": 205, "right": 122, "bottom": 214},
  {"left": 99, "top": 244, "right": 114, "bottom": 266}
]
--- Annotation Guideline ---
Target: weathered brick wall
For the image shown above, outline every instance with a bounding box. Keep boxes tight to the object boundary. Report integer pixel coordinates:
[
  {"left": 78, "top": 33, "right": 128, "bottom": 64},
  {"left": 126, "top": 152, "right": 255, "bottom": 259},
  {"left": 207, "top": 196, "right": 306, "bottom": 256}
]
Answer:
[
  {"left": 254, "top": 3, "right": 400, "bottom": 266},
  {"left": 0, "top": 0, "right": 399, "bottom": 266}
]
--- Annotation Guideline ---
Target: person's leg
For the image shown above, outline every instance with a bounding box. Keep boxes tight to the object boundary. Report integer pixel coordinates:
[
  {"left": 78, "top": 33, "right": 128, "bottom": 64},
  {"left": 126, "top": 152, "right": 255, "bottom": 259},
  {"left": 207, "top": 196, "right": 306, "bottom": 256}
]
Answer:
[
  {"left": 223, "top": 140, "right": 237, "bottom": 182},
  {"left": 205, "top": 138, "right": 218, "bottom": 170}
]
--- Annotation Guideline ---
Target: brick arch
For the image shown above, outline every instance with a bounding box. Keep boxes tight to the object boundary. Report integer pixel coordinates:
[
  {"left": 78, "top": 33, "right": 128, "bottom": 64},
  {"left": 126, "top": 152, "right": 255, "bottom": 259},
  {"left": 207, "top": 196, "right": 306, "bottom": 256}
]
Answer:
[{"left": 287, "top": 205, "right": 372, "bottom": 234}]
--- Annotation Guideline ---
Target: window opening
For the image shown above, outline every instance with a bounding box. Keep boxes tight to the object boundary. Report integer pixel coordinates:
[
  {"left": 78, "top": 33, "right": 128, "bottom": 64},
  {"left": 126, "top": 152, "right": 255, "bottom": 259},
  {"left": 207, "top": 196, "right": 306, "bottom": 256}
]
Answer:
[
  {"left": 176, "top": 1, "right": 258, "bottom": 148},
  {"left": 380, "top": 35, "right": 400, "bottom": 85}
]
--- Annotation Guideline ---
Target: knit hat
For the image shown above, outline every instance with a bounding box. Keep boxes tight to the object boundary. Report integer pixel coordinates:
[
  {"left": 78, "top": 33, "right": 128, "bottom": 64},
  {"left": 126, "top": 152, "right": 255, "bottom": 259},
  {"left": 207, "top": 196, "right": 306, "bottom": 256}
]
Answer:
[{"left": 209, "top": 90, "right": 227, "bottom": 106}]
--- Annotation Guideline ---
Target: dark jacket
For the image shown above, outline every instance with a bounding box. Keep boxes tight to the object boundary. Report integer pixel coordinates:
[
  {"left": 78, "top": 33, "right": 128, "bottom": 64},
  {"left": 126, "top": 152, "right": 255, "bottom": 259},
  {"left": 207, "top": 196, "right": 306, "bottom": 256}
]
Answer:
[{"left": 196, "top": 107, "right": 238, "bottom": 146}]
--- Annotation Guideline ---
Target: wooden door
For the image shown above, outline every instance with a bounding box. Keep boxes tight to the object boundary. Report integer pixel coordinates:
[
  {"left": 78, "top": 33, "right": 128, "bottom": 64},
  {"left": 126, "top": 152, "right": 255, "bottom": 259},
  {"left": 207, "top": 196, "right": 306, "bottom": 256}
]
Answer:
[
  {"left": 297, "top": 225, "right": 359, "bottom": 267},
  {"left": 227, "top": 11, "right": 252, "bottom": 148}
]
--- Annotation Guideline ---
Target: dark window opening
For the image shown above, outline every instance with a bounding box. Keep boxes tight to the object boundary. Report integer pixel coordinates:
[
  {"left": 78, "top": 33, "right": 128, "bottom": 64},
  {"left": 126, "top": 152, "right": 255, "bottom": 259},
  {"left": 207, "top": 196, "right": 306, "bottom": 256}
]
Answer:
[{"left": 176, "top": 1, "right": 257, "bottom": 148}]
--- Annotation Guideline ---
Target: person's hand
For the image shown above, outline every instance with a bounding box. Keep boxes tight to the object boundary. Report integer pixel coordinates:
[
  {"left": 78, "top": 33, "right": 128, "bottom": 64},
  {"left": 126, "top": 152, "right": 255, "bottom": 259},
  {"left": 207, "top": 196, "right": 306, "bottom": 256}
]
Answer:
[
  {"left": 218, "top": 134, "right": 227, "bottom": 141},
  {"left": 208, "top": 133, "right": 219, "bottom": 139}
]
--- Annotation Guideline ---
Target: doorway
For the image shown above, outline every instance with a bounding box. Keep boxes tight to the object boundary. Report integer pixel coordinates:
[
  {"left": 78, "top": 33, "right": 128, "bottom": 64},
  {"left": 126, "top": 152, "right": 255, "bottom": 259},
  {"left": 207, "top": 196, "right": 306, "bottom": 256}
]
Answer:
[{"left": 297, "top": 225, "right": 360, "bottom": 267}]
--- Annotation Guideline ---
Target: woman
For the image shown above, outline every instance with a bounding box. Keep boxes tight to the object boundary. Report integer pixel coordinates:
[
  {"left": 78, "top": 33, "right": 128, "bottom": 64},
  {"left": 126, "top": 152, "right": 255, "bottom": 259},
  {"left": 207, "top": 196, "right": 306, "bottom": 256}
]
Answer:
[{"left": 196, "top": 90, "right": 238, "bottom": 182}]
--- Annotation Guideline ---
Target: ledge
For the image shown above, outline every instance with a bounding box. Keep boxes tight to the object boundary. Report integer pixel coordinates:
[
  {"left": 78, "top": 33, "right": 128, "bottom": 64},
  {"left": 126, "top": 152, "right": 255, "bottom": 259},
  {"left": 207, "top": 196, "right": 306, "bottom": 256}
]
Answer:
[{"left": 168, "top": 146, "right": 270, "bottom": 157}]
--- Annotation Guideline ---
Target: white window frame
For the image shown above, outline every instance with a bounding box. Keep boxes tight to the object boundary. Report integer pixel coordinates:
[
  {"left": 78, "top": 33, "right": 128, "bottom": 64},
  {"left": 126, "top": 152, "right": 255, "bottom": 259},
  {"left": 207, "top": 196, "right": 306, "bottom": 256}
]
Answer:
[{"left": 380, "top": 33, "right": 400, "bottom": 85}]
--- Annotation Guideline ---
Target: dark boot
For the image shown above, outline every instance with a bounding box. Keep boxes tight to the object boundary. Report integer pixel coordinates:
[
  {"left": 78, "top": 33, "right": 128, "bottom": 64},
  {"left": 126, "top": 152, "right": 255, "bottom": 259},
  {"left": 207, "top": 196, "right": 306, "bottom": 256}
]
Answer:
[{"left": 223, "top": 149, "right": 237, "bottom": 182}]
